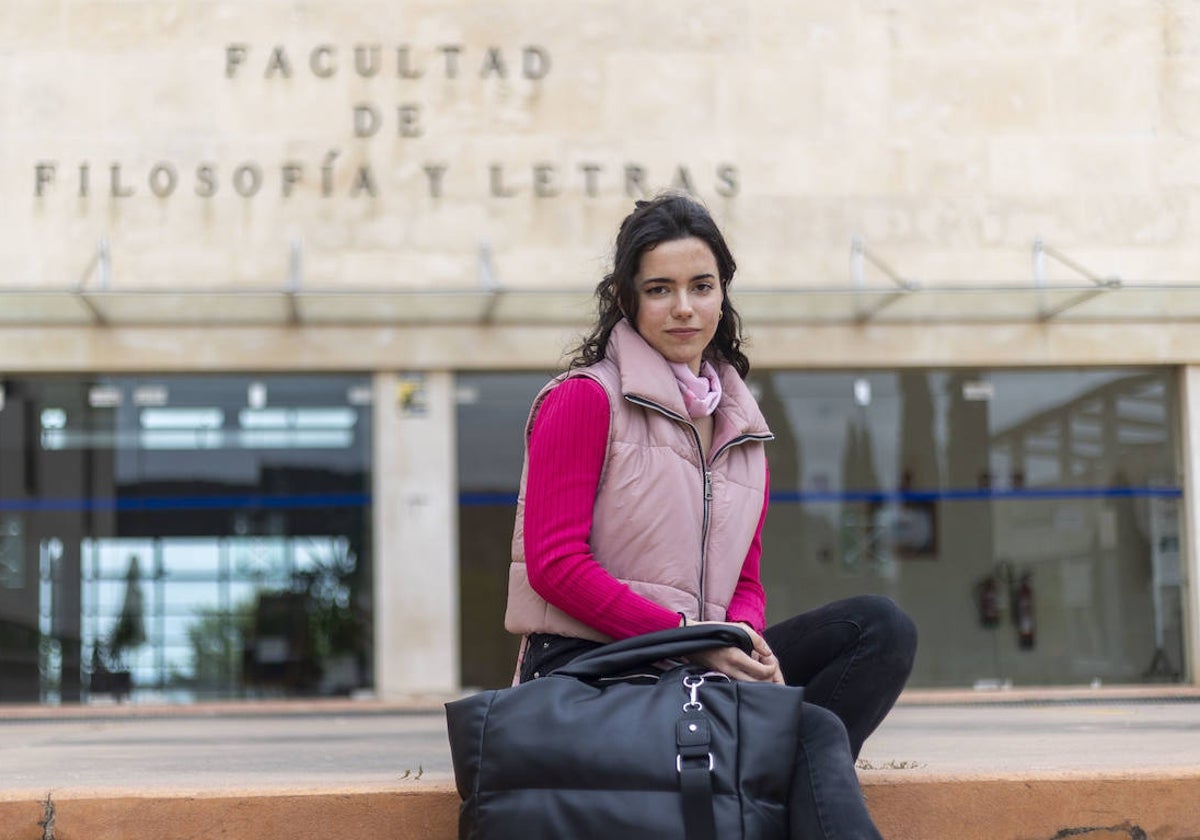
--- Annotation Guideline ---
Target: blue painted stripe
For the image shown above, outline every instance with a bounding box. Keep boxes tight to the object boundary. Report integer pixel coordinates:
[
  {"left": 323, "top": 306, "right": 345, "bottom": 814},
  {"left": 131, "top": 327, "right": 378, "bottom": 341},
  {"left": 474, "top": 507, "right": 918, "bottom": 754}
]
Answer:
[
  {"left": 458, "top": 485, "right": 1182, "bottom": 507},
  {"left": 771, "top": 486, "right": 1183, "bottom": 504},
  {"left": 1, "top": 485, "right": 1183, "bottom": 513},
  {"left": 0, "top": 492, "right": 370, "bottom": 513},
  {"left": 459, "top": 492, "right": 523, "bottom": 506}
]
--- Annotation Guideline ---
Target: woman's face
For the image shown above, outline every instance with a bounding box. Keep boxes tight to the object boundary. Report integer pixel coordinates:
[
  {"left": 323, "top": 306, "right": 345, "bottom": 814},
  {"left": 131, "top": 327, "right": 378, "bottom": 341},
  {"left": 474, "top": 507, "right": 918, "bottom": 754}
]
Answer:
[{"left": 632, "top": 236, "right": 724, "bottom": 375}]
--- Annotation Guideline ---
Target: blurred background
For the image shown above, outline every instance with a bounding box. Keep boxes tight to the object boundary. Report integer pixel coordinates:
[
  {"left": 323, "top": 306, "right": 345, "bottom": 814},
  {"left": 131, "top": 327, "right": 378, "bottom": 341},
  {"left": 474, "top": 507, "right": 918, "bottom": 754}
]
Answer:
[{"left": 1, "top": 1, "right": 1197, "bottom": 702}]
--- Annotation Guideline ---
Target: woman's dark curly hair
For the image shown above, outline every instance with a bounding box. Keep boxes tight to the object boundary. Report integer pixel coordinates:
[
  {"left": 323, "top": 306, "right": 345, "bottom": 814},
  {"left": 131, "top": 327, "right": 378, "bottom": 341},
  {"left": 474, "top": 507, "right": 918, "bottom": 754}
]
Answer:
[{"left": 570, "top": 192, "right": 750, "bottom": 378}]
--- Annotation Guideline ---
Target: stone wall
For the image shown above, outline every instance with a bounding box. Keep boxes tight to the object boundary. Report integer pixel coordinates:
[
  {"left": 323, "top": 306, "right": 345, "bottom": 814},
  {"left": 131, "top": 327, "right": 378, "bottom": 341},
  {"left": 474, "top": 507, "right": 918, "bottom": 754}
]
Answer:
[{"left": 5, "top": 1, "right": 1198, "bottom": 303}]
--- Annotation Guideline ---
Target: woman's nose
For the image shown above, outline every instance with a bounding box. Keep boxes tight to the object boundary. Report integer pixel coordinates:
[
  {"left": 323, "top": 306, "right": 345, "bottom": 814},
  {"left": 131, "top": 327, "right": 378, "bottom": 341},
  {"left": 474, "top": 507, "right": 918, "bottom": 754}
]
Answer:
[{"left": 671, "top": 290, "right": 693, "bottom": 316}]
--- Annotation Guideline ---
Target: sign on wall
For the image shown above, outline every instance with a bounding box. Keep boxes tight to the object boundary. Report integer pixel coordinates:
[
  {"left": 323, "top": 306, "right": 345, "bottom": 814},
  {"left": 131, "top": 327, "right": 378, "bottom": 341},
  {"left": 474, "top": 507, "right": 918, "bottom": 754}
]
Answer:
[{"left": 31, "top": 42, "right": 739, "bottom": 204}]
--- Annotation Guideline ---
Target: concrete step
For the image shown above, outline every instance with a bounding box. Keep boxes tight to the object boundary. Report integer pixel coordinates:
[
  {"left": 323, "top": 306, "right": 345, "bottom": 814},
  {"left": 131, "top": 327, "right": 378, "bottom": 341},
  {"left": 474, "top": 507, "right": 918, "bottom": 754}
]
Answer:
[
  {"left": 0, "top": 786, "right": 457, "bottom": 840},
  {"left": 3, "top": 774, "right": 1199, "bottom": 839},
  {"left": 3, "top": 690, "right": 1199, "bottom": 839}
]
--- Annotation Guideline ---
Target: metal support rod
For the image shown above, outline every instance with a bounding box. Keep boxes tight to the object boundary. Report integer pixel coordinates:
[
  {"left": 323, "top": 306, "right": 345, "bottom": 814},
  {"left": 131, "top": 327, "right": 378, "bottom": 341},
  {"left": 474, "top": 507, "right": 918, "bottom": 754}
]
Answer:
[
  {"left": 286, "top": 239, "right": 303, "bottom": 291},
  {"left": 1033, "top": 238, "right": 1121, "bottom": 320},
  {"left": 1032, "top": 238, "right": 1121, "bottom": 288},
  {"left": 851, "top": 236, "right": 865, "bottom": 289},
  {"left": 73, "top": 290, "right": 108, "bottom": 326},
  {"left": 1038, "top": 288, "right": 1108, "bottom": 322},
  {"left": 479, "top": 241, "right": 502, "bottom": 323},
  {"left": 1032, "top": 238, "right": 1046, "bottom": 288},
  {"left": 854, "top": 289, "right": 909, "bottom": 324},
  {"left": 97, "top": 239, "right": 111, "bottom": 290},
  {"left": 850, "top": 236, "right": 917, "bottom": 290},
  {"left": 77, "top": 238, "right": 111, "bottom": 291},
  {"left": 285, "top": 290, "right": 301, "bottom": 325},
  {"left": 71, "top": 239, "right": 110, "bottom": 323},
  {"left": 285, "top": 239, "right": 302, "bottom": 325},
  {"left": 850, "top": 236, "right": 917, "bottom": 322},
  {"left": 480, "top": 289, "right": 504, "bottom": 324},
  {"left": 478, "top": 242, "right": 499, "bottom": 291}
]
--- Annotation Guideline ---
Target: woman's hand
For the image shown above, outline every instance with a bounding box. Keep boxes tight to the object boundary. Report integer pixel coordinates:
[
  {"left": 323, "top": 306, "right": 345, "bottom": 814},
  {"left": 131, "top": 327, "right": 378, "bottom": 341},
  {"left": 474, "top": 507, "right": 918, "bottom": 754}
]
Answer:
[{"left": 685, "top": 620, "right": 785, "bottom": 685}]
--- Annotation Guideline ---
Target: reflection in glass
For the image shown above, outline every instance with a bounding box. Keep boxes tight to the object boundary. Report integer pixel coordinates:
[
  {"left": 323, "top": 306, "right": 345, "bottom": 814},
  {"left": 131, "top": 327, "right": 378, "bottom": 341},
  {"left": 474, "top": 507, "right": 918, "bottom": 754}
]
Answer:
[
  {"left": 451, "top": 367, "right": 1187, "bottom": 689},
  {"left": 0, "top": 374, "right": 372, "bottom": 704},
  {"left": 76, "top": 534, "right": 362, "bottom": 701},
  {"left": 455, "top": 371, "right": 555, "bottom": 690},
  {"left": 446, "top": 367, "right": 1186, "bottom": 689},
  {"left": 0, "top": 516, "right": 23, "bottom": 588},
  {"left": 755, "top": 368, "right": 1181, "bottom": 688}
]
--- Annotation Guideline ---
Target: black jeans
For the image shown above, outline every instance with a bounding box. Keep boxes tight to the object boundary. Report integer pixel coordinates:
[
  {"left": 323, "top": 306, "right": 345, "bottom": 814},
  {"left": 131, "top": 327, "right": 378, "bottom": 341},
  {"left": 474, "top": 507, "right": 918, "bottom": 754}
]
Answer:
[
  {"left": 768, "top": 595, "right": 918, "bottom": 839},
  {"left": 521, "top": 595, "right": 918, "bottom": 839},
  {"left": 765, "top": 594, "right": 918, "bottom": 760}
]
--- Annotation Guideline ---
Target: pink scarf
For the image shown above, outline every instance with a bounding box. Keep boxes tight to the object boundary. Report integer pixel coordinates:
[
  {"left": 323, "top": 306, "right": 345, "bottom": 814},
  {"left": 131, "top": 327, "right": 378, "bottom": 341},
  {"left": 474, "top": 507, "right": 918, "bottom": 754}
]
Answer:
[{"left": 669, "top": 361, "right": 722, "bottom": 419}]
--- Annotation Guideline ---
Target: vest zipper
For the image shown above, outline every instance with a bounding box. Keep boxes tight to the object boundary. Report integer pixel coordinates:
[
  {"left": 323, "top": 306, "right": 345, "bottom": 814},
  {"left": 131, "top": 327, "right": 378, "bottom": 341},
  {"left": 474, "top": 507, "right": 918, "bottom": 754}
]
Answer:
[
  {"left": 623, "top": 397, "right": 774, "bottom": 620},
  {"left": 625, "top": 395, "right": 709, "bottom": 617},
  {"left": 693, "top": 431, "right": 773, "bottom": 622},
  {"left": 624, "top": 397, "right": 776, "bottom": 620},
  {"left": 711, "top": 433, "right": 774, "bottom": 463}
]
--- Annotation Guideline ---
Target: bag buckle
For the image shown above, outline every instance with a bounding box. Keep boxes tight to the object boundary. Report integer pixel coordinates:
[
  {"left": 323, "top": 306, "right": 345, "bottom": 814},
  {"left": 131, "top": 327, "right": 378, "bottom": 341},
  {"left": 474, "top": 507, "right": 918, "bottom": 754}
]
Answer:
[
  {"left": 682, "top": 674, "right": 704, "bottom": 712},
  {"left": 677, "top": 674, "right": 714, "bottom": 775},
  {"left": 676, "top": 752, "right": 714, "bottom": 773}
]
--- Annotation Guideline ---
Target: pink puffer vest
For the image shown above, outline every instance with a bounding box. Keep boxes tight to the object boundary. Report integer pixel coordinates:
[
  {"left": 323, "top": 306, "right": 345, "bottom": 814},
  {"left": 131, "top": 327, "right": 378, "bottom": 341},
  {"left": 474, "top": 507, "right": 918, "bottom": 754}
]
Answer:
[{"left": 505, "top": 320, "right": 772, "bottom": 642}]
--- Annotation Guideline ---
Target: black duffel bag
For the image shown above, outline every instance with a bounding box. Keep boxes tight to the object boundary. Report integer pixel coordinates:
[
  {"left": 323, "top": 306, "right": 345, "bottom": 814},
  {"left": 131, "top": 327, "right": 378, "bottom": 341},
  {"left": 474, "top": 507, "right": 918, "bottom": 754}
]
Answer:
[{"left": 445, "top": 624, "right": 804, "bottom": 839}]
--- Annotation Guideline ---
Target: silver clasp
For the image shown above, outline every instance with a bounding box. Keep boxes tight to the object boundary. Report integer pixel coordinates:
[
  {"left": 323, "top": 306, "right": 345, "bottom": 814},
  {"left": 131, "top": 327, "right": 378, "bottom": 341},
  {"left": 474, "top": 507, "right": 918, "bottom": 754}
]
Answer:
[{"left": 682, "top": 674, "right": 704, "bottom": 712}]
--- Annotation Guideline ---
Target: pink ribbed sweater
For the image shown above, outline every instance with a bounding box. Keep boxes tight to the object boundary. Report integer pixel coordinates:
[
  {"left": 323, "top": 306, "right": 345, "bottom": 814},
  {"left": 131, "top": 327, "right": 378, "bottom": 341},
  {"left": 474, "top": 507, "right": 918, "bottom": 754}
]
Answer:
[{"left": 523, "top": 377, "right": 770, "bottom": 640}]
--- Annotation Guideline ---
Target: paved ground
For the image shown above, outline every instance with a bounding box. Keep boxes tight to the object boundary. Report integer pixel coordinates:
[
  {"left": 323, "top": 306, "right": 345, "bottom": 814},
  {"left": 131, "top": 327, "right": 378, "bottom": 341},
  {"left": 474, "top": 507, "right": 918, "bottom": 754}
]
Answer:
[
  {"left": 2, "top": 689, "right": 1200, "bottom": 796},
  {"left": 859, "top": 699, "right": 1200, "bottom": 776}
]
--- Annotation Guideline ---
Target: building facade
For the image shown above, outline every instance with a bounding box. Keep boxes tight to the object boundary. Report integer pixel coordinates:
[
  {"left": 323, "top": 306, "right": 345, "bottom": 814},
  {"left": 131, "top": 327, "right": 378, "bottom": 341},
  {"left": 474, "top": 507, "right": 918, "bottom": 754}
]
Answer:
[{"left": 3, "top": 1, "right": 1200, "bottom": 701}]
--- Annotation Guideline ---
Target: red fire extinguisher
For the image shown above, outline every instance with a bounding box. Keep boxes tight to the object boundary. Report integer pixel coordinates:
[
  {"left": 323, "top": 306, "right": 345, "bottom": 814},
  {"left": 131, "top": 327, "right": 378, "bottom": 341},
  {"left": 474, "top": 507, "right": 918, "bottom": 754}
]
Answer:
[
  {"left": 1015, "top": 572, "right": 1035, "bottom": 650},
  {"left": 977, "top": 575, "right": 1000, "bottom": 628}
]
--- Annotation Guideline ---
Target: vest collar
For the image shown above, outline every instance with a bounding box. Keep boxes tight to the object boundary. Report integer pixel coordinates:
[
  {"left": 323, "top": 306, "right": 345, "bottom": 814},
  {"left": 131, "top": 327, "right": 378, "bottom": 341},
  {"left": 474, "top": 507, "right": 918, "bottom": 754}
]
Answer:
[{"left": 606, "top": 320, "right": 772, "bottom": 452}]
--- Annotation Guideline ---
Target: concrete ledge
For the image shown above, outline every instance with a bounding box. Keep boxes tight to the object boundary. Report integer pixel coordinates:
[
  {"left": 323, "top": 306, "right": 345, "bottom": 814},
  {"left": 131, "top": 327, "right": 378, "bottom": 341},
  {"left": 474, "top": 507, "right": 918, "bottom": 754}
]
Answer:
[
  {"left": 4, "top": 773, "right": 1199, "bottom": 840},
  {"left": 864, "top": 771, "right": 1200, "bottom": 839},
  {"left": 0, "top": 785, "right": 459, "bottom": 840}
]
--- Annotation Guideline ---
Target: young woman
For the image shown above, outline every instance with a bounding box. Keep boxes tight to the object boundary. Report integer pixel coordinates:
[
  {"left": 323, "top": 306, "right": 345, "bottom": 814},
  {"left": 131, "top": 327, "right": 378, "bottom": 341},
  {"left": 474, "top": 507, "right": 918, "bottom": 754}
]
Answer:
[{"left": 505, "top": 192, "right": 917, "bottom": 838}]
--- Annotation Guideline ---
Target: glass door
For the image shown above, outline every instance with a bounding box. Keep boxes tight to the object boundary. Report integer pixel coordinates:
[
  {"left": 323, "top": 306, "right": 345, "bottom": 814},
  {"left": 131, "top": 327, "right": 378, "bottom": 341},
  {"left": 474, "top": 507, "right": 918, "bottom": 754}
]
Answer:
[
  {"left": 755, "top": 367, "right": 1183, "bottom": 688},
  {"left": 0, "top": 374, "right": 374, "bottom": 704}
]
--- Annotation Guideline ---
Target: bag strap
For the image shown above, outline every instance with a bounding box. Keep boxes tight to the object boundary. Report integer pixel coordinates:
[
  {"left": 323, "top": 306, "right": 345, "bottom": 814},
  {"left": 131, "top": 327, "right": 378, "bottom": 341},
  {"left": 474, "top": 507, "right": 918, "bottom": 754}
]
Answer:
[
  {"left": 552, "top": 624, "right": 753, "bottom": 680},
  {"left": 556, "top": 626, "right": 748, "bottom": 838},
  {"left": 676, "top": 675, "right": 717, "bottom": 840}
]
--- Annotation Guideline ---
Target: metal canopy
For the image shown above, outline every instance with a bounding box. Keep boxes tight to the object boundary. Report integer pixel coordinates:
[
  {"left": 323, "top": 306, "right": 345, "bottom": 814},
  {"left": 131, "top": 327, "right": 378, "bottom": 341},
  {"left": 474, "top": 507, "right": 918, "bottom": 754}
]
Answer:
[
  {"left": 734, "top": 285, "right": 1200, "bottom": 325},
  {"left": 6, "top": 283, "right": 1200, "bottom": 326},
  {"left": 5, "top": 237, "right": 1200, "bottom": 327}
]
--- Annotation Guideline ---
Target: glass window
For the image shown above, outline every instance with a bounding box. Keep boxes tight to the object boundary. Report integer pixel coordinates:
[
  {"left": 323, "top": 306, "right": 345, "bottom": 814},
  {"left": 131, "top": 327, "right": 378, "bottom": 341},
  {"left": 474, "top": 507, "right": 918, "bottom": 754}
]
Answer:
[
  {"left": 0, "top": 374, "right": 372, "bottom": 704},
  {"left": 455, "top": 371, "right": 554, "bottom": 689},
  {"left": 754, "top": 368, "right": 1182, "bottom": 687},
  {"left": 455, "top": 367, "right": 1185, "bottom": 690}
]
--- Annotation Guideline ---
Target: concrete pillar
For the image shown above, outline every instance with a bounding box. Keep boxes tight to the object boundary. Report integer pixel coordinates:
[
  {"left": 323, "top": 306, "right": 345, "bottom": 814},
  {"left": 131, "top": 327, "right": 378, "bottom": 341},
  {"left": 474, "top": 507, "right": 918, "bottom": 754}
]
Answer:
[
  {"left": 372, "top": 371, "right": 460, "bottom": 696},
  {"left": 1178, "top": 367, "right": 1200, "bottom": 684}
]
